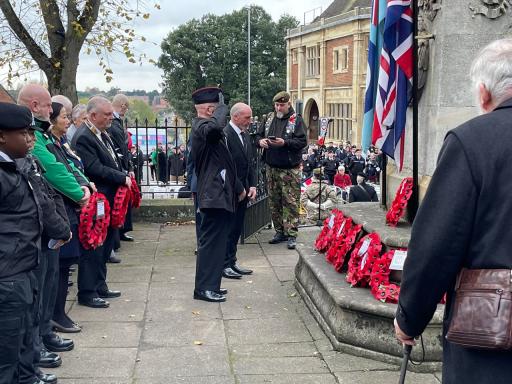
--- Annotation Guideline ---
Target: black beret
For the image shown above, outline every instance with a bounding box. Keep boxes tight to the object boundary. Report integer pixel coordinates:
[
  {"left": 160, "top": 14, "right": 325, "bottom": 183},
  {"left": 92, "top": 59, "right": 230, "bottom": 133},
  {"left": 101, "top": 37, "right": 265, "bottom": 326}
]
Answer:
[
  {"left": 0, "top": 102, "right": 33, "bottom": 131},
  {"left": 192, "top": 87, "right": 221, "bottom": 105},
  {"left": 357, "top": 172, "right": 367, "bottom": 179}
]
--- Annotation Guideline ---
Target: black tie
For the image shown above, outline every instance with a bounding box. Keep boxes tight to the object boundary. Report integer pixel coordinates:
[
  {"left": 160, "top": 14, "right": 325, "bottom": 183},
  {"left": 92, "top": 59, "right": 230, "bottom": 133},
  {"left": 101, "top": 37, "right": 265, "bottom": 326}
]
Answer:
[{"left": 240, "top": 131, "right": 247, "bottom": 150}]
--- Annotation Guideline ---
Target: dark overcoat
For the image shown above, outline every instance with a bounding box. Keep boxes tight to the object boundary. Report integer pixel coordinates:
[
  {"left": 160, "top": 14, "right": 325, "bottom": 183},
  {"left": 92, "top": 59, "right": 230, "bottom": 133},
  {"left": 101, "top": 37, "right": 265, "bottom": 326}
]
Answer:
[{"left": 396, "top": 98, "right": 512, "bottom": 384}]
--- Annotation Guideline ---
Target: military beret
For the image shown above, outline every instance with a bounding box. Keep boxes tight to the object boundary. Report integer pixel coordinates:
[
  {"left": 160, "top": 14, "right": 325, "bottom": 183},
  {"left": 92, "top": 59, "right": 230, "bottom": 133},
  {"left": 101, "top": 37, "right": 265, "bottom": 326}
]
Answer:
[
  {"left": 272, "top": 91, "right": 290, "bottom": 103},
  {"left": 0, "top": 102, "right": 33, "bottom": 131},
  {"left": 313, "top": 168, "right": 322, "bottom": 176},
  {"left": 192, "top": 87, "right": 221, "bottom": 105},
  {"left": 357, "top": 172, "right": 367, "bottom": 179}
]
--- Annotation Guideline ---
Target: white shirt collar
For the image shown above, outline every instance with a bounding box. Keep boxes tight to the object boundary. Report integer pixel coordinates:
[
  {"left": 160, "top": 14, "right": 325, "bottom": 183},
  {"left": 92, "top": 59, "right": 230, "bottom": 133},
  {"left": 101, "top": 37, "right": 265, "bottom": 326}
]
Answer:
[
  {"left": 113, "top": 111, "right": 120, "bottom": 119},
  {"left": 0, "top": 150, "right": 14, "bottom": 162},
  {"left": 229, "top": 121, "right": 244, "bottom": 145}
]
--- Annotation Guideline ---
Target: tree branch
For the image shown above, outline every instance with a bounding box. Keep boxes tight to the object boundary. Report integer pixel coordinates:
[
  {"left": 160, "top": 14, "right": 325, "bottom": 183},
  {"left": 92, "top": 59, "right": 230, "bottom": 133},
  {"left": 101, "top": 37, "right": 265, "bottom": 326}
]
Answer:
[
  {"left": 79, "top": 0, "right": 101, "bottom": 35},
  {"left": 39, "top": 0, "right": 65, "bottom": 57},
  {"left": 0, "top": 1, "right": 51, "bottom": 71}
]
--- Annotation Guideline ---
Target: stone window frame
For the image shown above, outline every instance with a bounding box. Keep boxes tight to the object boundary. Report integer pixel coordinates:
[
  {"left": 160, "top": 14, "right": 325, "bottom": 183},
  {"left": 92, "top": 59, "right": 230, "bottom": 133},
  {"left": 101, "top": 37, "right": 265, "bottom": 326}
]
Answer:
[
  {"left": 333, "top": 45, "right": 349, "bottom": 74},
  {"left": 306, "top": 44, "right": 320, "bottom": 78},
  {"left": 292, "top": 49, "right": 298, "bottom": 64},
  {"left": 327, "top": 102, "right": 352, "bottom": 141}
]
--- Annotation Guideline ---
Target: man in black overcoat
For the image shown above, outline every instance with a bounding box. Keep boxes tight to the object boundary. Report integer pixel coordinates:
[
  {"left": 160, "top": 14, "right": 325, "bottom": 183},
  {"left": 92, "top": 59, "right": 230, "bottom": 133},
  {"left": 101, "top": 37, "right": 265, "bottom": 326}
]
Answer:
[
  {"left": 222, "top": 103, "right": 256, "bottom": 279},
  {"left": 191, "top": 87, "right": 244, "bottom": 303},
  {"left": 73, "top": 96, "right": 131, "bottom": 308},
  {"left": 394, "top": 38, "right": 512, "bottom": 384},
  {"left": 348, "top": 172, "right": 378, "bottom": 202}
]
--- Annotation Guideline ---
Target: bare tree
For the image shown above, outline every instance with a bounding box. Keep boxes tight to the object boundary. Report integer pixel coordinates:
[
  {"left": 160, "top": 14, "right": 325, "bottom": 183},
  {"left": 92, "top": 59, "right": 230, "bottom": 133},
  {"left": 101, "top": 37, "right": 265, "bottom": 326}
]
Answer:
[{"left": 0, "top": 0, "right": 159, "bottom": 104}]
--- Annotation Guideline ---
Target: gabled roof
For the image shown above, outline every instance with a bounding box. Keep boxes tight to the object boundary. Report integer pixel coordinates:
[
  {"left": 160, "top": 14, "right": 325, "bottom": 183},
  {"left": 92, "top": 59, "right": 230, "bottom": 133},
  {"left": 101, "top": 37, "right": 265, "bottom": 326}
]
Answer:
[{"left": 317, "top": 0, "right": 371, "bottom": 20}]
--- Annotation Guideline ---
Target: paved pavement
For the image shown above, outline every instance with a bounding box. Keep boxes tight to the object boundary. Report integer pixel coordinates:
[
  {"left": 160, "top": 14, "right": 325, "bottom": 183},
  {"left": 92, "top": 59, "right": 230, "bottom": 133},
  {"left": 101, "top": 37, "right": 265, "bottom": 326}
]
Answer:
[{"left": 56, "top": 223, "right": 441, "bottom": 384}]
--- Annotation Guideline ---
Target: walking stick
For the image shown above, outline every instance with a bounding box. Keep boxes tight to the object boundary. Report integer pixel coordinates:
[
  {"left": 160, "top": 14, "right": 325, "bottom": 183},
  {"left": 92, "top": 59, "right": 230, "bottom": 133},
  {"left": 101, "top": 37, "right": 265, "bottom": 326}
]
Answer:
[{"left": 398, "top": 344, "right": 412, "bottom": 384}]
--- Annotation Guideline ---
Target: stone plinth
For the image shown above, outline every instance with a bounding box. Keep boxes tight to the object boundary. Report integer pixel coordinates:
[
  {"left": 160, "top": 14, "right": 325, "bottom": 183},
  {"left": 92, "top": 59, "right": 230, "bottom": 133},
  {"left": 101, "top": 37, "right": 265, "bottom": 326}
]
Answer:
[
  {"left": 295, "top": 204, "right": 444, "bottom": 372},
  {"left": 133, "top": 199, "right": 194, "bottom": 222}
]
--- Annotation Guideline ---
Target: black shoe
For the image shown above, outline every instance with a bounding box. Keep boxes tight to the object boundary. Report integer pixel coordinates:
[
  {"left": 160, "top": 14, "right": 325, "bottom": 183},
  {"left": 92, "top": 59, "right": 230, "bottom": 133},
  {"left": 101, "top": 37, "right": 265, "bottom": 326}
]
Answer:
[
  {"left": 269, "top": 233, "right": 288, "bottom": 244},
  {"left": 36, "top": 368, "right": 57, "bottom": 384},
  {"left": 78, "top": 297, "right": 110, "bottom": 308},
  {"left": 222, "top": 267, "right": 242, "bottom": 279},
  {"left": 36, "top": 348, "right": 61, "bottom": 368},
  {"left": 193, "top": 290, "right": 226, "bottom": 302},
  {"left": 231, "top": 263, "right": 253, "bottom": 275},
  {"left": 287, "top": 237, "right": 297, "bottom": 250},
  {"left": 43, "top": 333, "right": 74, "bottom": 352},
  {"left": 51, "top": 319, "right": 81, "bottom": 333},
  {"left": 108, "top": 251, "right": 121, "bottom": 264},
  {"left": 120, "top": 233, "right": 134, "bottom": 242},
  {"left": 217, "top": 288, "right": 228, "bottom": 295},
  {"left": 98, "top": 289, "right": 121, "bottom": 298}
]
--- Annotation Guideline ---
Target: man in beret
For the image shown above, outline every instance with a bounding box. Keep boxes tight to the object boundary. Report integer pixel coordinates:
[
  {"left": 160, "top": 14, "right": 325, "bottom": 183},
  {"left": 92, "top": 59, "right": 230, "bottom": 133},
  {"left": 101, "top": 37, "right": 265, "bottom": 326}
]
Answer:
[
  {"left": 256, "top": 91, "right": 307, "bottom": 249},
  {"left": 191, "top": 87, "right": 244, "bottom": 302},
  {"left": 348, "top": 172, "right": 378, "bottom": 202},
  {"left": 0, "top": 102, "right": 44, "bottom": 384}
]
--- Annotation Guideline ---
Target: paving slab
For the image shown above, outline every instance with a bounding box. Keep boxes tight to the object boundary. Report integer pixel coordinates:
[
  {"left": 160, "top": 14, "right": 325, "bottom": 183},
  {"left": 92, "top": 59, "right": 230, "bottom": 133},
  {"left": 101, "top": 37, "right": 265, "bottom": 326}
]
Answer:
[{"left": 57, "top": 223, "right": 441, "bottom": 383}]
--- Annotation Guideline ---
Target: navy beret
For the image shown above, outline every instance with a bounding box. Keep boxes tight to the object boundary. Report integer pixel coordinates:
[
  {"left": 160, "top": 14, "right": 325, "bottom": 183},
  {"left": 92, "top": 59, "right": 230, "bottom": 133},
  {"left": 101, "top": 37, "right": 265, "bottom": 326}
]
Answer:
[
  {"left": 191, "top": 87, "right": 221, "bottom": 105},
  {"left": 0, "top": 102, "right": 33, "bottom": 131}
]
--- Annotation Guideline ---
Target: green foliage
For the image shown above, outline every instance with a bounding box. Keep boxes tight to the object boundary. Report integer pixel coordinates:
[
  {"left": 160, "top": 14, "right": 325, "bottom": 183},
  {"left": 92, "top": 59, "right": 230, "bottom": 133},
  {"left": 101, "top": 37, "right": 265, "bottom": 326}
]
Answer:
[
  {"left": 158, "top": 6, "right": 299, "bottom": 121},
  {"left": 125, "top": 99, "right": 156, "bottom": 124}
]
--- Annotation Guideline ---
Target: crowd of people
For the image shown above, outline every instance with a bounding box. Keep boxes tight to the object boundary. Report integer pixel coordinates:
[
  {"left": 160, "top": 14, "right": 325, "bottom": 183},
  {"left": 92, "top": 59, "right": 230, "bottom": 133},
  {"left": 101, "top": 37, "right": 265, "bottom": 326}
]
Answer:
[{"left": 0, "top": 86, "right": 137, "bottom": 384}]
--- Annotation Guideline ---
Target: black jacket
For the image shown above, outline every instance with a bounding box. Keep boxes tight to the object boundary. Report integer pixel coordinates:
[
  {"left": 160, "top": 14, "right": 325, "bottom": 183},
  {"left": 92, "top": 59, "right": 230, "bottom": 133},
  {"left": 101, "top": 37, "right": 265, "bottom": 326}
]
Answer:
[
  {"left": 224, "top": 122, "right": 256, "bottom": 193},
  {"left": 348, "top": 156, "right": 366, "bottom": 175},
  {"left": 396, "top": 98, "right": 512, "bottom": 384},
  {"left": 348, "top": 183, "right": 378, "bottom": 202},
  {"left": 168, "top": 151, "right": 186, "bottom": 176},
  {"left": 73, "top": 123, "right": 126, "bottom": 203},
  {"left": 108, "top": 116, "right": 132, "bottom": 172},
  {"left": 192, "top": 104, "right": 238, "bottom": 213},
  {"left": 0, "top": 155, "right": 43, "bottom": 279},
  {"left": 256, "top": 108, "right": 307, "bottom": 169}
]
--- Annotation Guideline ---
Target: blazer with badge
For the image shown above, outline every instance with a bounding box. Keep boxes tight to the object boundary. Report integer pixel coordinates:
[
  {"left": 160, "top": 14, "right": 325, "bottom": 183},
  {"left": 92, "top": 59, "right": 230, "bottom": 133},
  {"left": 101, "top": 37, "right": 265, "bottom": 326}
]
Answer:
[
  {"left": 72, "top": 122, "right": 126, "bottom": 202},
  {"left": 223, "top": 122, "right": 256, "bottom": 193}
]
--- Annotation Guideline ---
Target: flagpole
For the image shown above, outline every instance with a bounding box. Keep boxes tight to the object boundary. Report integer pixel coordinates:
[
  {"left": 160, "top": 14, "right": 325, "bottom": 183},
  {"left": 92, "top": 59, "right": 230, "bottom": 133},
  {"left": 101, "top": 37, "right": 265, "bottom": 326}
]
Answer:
[{"left": 409, "top": 0, "right": 419, "bottom": 221}]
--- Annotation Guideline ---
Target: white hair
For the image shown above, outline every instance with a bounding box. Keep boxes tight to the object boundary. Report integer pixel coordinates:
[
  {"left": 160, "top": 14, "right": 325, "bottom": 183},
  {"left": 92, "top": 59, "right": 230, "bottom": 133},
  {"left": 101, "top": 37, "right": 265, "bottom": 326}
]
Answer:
[
  {"left": 470, "top": 38, "right": 512, "bottom": 104},
  {"left": 87, "top": 96, "right": 111, "bottom": 113},
  {"left": 71, "top": 104, "right": 87, "bottom": 120}
]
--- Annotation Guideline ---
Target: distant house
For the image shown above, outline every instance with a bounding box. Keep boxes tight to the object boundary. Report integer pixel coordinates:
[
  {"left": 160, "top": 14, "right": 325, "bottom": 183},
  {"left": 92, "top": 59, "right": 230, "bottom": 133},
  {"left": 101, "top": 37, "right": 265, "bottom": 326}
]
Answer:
[
  {"left": 286, "top": 0, "right": 371, "bottom": 145},
  {"left": 0, "top": 85, "right": 15, "bottom": 103}
]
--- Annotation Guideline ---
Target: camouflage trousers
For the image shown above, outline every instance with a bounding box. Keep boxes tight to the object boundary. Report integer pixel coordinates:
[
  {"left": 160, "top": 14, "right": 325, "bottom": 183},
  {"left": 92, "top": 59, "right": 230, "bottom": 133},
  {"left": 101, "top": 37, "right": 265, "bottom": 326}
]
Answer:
[{"left": 267, "top": 166, "right": 301, "bottom": 238}]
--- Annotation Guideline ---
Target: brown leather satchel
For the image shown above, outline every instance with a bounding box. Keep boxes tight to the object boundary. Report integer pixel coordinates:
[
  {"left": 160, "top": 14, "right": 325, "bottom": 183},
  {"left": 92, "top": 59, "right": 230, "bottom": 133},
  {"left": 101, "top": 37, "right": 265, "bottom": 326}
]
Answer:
[{"left": 446, "top": 268, "right": 512, "bottom": 350}]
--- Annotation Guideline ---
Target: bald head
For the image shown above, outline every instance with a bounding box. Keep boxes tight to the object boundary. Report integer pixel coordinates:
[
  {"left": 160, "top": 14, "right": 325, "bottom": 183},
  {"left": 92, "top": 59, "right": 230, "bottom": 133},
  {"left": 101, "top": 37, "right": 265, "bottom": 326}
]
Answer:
[
  {"left": 112, "top": 94, "right": 129, "bottom": 117},
  {"left": 87, "top": 96, "right": 114, "bottom": 131},
  {"left": 230, "top": 102, "right": 252, "bottom": 131},
  {"left": 17, "top": 83, "right": 52, "bottom": 121},
  {"left": 51, "top": 95, "right": 72, "bottom": 114}
]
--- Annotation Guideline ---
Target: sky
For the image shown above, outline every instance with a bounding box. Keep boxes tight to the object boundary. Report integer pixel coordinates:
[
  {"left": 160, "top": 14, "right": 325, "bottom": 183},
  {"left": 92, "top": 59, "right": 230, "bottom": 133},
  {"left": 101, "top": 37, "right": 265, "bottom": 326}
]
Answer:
[{"left": 75, "top": 0, "right": 332, "bottom": 92}]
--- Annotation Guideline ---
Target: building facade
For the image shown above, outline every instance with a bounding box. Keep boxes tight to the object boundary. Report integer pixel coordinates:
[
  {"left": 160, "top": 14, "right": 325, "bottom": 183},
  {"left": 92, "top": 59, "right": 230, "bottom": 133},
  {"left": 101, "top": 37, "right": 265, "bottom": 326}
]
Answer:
[{"left": 286, "top": 2, "right": 370, "bottom": 145}]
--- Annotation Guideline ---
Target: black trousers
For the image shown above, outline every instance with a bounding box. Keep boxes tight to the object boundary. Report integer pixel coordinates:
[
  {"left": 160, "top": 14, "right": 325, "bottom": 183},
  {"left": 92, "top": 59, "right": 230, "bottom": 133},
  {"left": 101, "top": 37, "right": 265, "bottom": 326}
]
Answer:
[
  {"left": 224, "top": 198, "right": 247, "bottom": 269},
  {"left": 53, "top": 258, "right": 76, "bottom": 326},
  {"left": 0, "top": 272, "right": 37, "bottom": 384},
  {"left": 77, "top": 227, "right": 114, "bottom": 300},
  {"left": 122, "top": 205, "right": 133, "bottom": 234},
  {"left": 193, "top": 194, "right": 202, "bottom": 242},
  {"left": 40, "top": 248, "right": 59, "bottom": 337},
  {"left": 195, "top": 208, "right": 231, "bottom": 291}
]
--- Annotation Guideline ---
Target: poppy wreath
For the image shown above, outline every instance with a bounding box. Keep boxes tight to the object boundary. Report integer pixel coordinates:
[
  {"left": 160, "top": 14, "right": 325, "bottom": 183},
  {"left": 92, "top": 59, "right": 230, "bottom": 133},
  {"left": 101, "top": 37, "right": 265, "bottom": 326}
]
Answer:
[
  {"left": 369, "top": 249, "right": 405, "bottom": 303},
  {"left": 314, "top": 209, "right": 343, "bottom": 253},
  {"left": 332, "top": 222, "right": 363, "bottom": 272},
  {"left": 386, "top": 177, "right": 413, "bottom": 227},
  {"left": 130, "top": 176, "right": 141, "bottom": 208},
  {"left": 325, "top": 216, "right": 350, "bottom": 265},
  {"left": 110, "top": 185, "right": 132, "bottom": 229},
  {"left": 346, "top": 232, "right": 382, "bottom": 287},
  {"left": 79, "top": 192, "right": 111, "bottom": 250}
]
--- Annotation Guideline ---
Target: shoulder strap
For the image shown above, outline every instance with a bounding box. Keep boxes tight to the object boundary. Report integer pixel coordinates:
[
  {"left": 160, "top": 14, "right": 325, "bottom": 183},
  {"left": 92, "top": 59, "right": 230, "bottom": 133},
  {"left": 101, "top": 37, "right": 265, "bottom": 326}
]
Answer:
[{"left": 357, "top": 184, "right": 372, "bottom": 200}]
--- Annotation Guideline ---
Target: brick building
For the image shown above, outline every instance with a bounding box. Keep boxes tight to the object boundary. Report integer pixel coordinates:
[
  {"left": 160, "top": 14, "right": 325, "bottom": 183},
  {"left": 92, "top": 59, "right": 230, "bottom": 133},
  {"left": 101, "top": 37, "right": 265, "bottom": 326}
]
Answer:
[{"left": 286, "top": 0, "right": 370, "bottom": 145}]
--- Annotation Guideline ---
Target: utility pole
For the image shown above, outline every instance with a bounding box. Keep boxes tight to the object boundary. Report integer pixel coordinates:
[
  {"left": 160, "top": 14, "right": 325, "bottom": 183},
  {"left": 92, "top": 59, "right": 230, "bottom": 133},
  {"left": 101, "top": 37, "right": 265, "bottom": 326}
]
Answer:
[{"left": 248, "top": 5, "right": 251, "bottom": 107}]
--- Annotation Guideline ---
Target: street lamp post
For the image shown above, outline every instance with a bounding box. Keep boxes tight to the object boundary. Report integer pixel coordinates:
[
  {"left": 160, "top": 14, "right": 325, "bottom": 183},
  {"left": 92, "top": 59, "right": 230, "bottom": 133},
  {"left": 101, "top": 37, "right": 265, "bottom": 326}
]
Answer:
[{"left": 247, "top": 5, "right": 251, "bottom": 107}]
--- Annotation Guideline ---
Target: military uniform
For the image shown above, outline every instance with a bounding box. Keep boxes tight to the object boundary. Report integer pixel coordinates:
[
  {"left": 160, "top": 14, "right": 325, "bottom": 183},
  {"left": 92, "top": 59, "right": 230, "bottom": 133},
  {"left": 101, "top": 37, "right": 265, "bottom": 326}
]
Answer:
[
  {"left": 300, "top": 173, "right": 338, "bottom": 223},
  {"left": 256, "top": 92, "right": 307, "bottom": 245}
]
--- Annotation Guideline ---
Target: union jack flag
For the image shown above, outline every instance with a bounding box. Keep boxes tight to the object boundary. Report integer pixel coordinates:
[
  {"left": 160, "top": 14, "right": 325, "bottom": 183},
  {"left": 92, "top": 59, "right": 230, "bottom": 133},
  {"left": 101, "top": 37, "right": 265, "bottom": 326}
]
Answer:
[{"left": 371, "top": 0, "right": 413, "bottom": 171}]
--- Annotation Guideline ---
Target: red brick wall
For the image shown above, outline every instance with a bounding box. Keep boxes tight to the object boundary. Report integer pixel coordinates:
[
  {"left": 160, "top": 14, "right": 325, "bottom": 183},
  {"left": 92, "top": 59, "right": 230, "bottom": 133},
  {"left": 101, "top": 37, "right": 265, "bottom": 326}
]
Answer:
[
  {"left": 325, "top": 36, "right": 354, "bottom": 87},
  {"left": 291, "top": 63, "right": 298, "bottom": 90}
]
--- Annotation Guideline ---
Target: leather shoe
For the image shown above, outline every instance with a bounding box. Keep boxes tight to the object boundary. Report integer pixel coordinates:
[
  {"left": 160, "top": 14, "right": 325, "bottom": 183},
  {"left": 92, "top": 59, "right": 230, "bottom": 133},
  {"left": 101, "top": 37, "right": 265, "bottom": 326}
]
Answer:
[
  {"left": 36, "top": 368, "right": 57, "bottom": 384},
  {"left": 287, "top": 237, "right": 297, "bottom": 250},
  {"left": 217, "top": 288, "right": 228, "bottom": 295},
  {"left": 36, "top": 348, "right": 61, "bottom": 368},
  {"left": 107, "top": 251, "right": 121, "bottom": 263},
  {"left": 120, "top": 233, "right": 134, "bottom": 242},
  {"left": 78, "top": 297, "right": 110, "bottom": 308},
  {"left": 98, "top": 289, "right": 121, "bottom": 298},
  {"left": 231, "top": 263, "right": 253, "bottom": 275},
  {"left": 222, "top": 267, "right": 242, "bottom": 279},
  {"left": 193, "top": 289, "right": 226, "bottom": 302},
  {"left": 269, "top": 232, "right": 288, "bottom": 244},
  {"left": 43, "top": 332, "right": 74, "bottom": 352},
  {"left": 51, "top": 319, "right": 81, "bottom": 333}
]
